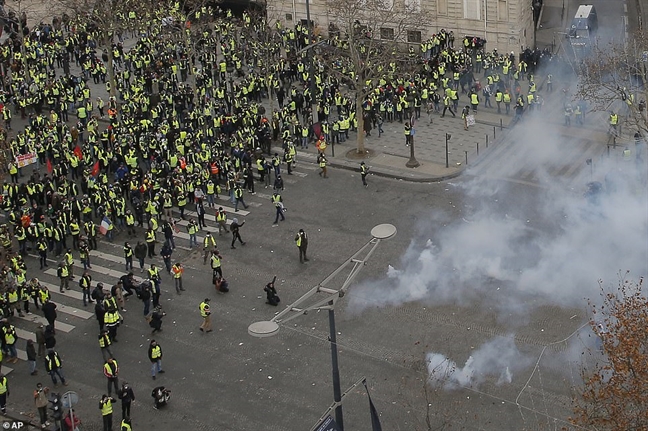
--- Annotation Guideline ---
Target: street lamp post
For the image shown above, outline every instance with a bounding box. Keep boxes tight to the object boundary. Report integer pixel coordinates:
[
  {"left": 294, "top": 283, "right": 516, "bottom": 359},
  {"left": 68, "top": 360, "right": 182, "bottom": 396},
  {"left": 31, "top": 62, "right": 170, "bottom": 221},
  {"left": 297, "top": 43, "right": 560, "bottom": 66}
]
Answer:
[
  {"left": 248, "top": 224, "right": 397, "bottom": 431},
  {"left": 445, "top": 133, "right": 451, "bottom": 168},
  {"left": 406, "top": 126, "right": 420, "bottom": 168}
]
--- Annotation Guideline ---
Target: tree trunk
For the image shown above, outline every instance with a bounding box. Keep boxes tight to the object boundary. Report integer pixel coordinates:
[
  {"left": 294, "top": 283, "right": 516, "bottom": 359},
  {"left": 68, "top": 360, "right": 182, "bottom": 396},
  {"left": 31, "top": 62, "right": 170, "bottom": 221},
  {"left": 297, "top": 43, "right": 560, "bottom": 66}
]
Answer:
[
  {"left": 105, "top": 40, "right": 117, "bottom": 98},
  {"left": 355, "top": 92, "right": 365, "bottom": 153}
]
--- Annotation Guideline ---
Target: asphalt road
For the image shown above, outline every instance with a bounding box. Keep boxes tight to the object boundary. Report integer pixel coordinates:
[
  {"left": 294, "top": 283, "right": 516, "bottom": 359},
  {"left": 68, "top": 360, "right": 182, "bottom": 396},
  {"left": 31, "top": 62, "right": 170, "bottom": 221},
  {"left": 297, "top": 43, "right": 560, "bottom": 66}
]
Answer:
[
  {"left": 2, "top": 1, "right": 645, "bottom": 430},
  {"left": 8, "top": 166, "right": 596, "bottom": 431}
]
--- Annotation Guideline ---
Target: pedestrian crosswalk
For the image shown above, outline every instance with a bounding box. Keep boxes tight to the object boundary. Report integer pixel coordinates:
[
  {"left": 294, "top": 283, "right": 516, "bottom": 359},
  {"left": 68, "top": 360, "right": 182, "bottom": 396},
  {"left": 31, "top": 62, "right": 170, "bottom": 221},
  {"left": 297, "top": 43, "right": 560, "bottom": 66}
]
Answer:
[{"left": 2, "top": 159, "right": 315, "bottom": 375}]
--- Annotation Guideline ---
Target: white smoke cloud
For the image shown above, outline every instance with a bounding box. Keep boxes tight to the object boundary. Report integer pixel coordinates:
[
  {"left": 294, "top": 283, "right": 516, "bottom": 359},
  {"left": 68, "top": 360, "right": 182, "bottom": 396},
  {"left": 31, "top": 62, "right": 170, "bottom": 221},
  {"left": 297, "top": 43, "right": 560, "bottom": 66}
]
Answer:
[
  {"left": 427, "top": 337, "right": 529, "bottom": 389},
  {"left": 348, "top": 118, "right": 648, "bottom": 315}
]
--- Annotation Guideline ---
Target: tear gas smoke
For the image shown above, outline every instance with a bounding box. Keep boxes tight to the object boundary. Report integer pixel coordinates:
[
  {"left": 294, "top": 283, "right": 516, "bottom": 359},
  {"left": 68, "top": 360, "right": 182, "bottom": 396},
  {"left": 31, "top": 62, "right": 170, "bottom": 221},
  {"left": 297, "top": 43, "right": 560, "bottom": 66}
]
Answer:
[
  {"left": 426, "top": 337, "right": 530, "bottom": 388},
  {"left": 349, "top": 120, "right": 648, "bottom": 314}
]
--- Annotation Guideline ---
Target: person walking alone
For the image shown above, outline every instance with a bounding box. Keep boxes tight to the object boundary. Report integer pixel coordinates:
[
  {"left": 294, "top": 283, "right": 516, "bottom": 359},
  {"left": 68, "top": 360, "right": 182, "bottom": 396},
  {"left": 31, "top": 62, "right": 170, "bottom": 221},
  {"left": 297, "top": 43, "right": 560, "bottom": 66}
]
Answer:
[
  {"left": 45, "top": 350, "right": 68, "bottom": 386},
  {"left": 234, "top": 184, "right": 249, "bottom": 212},
  {"left": 148, "top": 340, "right": 164, "bottom": 380},
  {"left": 171, "top": 262, "right": 185, "bottom": 294},
  {"left": 199, "top": 299, "right": 212, "bottom": 333},
  {"left": 360, "top": 162, "right": 369, "bottom": 187},
  {"left": 272, "top": 192, "right": 285, "bottom": 226},
  {"left": 230, "top": 219, "right": 245, "bottom": 249},
  {"left": 295, "top": 229, "right": 309, "bottom": 263}
]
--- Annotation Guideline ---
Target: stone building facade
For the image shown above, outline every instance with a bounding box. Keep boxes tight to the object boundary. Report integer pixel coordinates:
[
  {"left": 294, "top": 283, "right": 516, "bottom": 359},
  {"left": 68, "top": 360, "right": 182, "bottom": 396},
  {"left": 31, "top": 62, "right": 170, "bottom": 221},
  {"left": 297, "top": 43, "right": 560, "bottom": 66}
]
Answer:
[{"left": 267, "top": 0, "right": 535, "bottom": 54}]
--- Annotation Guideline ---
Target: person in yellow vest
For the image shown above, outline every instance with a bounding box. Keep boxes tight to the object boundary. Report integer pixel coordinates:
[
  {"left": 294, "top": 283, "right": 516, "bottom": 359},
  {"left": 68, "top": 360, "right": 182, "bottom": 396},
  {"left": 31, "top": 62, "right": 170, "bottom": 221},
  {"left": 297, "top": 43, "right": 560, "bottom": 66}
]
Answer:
[
  {"left": 470, "top": 90, "right": 479, "bottom": 113},
  {"left": 64, "top": 248, "right": 74, "bottom": 280},
  {"left": 99, "top": 329, "right": 114, "bottom": 362},
  {"left": 294, "top": 229, "right": 309, "bottom": 263},
  {"left": 45, "top": 349, "right": 67, "bottom": 386},
  {"left": 317, "top": 153, "right": 328, "bottom": 178},
  {"left": 57, "top": 262, "right": 69, "bottom": 293},
  {"left": 104, "top": 358, "right": 120, "bottom": 395},
  {"left": 148, "top": 339, "right": 164, "bottom": 381},
  {"left": 609, "top": 111, "right": 618, "bottom": 135},
  {"left": 199, "top": 298, "right": 212, "bottom": 332},
  {"left": 145, "top": 228, "right": 156, "bottom": 258},
  {"left": 100, "top": 394, "right": 117, "bottom": 431},
  {"left": 121, "top": 417, "right": 132, "bottom": 431},
  {"left": 216, "top": 207, "right": 229, "bottom": 235},
  {"left": 171, "top": 262, "right": 184, "bottom": 293},
  {"left": 8, "top": 162, "right": 18, "bottom": 183},
  {"left": 0, "top": 373, "right": 8, "bottom": 415}
]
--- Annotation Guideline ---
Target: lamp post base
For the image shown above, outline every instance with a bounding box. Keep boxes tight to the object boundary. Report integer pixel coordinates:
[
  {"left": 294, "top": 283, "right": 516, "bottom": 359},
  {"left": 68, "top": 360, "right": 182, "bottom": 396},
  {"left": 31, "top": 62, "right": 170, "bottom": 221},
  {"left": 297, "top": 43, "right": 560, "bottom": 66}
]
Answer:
[{"left": 406, "top": 157, "right": 420, "bottom": 168}]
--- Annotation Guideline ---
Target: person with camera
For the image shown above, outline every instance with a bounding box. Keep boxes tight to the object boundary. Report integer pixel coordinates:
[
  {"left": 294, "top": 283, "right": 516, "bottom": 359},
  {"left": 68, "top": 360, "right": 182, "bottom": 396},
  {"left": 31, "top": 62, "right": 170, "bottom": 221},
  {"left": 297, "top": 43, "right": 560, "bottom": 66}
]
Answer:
[{"left": 99, "top": 394, "right": 117, "bottom": 431}]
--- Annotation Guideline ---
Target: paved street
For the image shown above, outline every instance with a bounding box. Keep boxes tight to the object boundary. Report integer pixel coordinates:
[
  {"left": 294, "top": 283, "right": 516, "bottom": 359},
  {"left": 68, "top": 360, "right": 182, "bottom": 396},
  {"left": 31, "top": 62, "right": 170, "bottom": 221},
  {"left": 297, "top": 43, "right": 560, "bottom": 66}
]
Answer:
[{"left": 0, "top": 1, "right": 645, "bottom": 430}]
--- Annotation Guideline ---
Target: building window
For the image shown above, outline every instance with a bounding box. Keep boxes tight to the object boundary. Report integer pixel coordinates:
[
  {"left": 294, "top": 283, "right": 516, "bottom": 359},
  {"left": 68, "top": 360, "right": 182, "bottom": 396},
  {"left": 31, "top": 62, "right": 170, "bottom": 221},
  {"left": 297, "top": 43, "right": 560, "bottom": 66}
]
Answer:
[
  {"left": 498, "top": 0, "right": 508, "bottom": 21},
  {"left": 407, "top": 30, "right": 422, "bottom": 43},
  {"left": 405, "top": 0, "right": 421, "bottom": 13},
  {"left": 438, "top": 0, "right": 448, "bottom": 15},
  {"left": 285, "top": 13, "right": 293, "bottom": 21},
  {"left": 380, "top": 27, "right": 395, "bottom": 40},
  {"left": 463, "top": 0, "right": 481, "bottom": 20}
]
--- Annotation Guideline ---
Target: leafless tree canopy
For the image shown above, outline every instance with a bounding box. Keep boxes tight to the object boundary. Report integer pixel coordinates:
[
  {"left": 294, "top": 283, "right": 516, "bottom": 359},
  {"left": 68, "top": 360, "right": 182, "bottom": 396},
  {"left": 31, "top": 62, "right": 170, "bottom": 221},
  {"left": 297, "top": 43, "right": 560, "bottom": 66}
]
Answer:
[{"left": 576, "top": 30, "right": 648, "bottom": 138}]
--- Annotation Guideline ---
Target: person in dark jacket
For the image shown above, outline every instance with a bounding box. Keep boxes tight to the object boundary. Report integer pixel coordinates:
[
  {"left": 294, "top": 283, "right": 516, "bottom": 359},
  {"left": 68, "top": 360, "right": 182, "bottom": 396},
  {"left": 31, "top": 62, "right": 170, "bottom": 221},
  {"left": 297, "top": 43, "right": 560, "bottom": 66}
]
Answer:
[
  {"left": 44, "top": 325, "right": 56, "bottom": 350},
  {"left": 41, "top": 300, "right": 58, "bottom": 334},
  {"left": 149, "top": 307, "right": 165, "bottom": 334},
  {"left": 162, "top": 221, "right": 175, "bottom": 250},
  {"left": 26, "top": 339, "right": 37, "bottom": 375},
  {"left": 118, "top": 382, "right": 135, "bottom": 420},
  {"left": 134, "top": 241, "right": 147, "bottom": 272},
  {"left": 230, "top": 218, "right": 246, "bottom": 249},
  {"left": 95, "top": 301, "right": 106, "bottom": 332}
]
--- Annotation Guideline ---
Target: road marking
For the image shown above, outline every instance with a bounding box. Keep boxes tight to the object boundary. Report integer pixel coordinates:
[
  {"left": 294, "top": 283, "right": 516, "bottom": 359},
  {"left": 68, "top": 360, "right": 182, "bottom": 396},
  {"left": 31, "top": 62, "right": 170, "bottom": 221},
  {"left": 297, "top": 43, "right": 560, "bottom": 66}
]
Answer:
[
  {"left": 16, "top": 313, "right": 75, "bottom": 333},
  {"left": 39, "top": 281, "right": 85, "bottom": 301},
  {"left": 16, "top": 328, "right": 36, "bottom": 342},
  {"left": 290, "top": 171, "right": 308, "bottom": 177}
]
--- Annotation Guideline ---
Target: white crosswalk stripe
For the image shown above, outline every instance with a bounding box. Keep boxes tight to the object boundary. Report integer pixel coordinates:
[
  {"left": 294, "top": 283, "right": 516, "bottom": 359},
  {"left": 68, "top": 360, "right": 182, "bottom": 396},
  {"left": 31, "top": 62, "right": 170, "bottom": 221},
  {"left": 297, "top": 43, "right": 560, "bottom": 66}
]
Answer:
[
  {"left": 2, "top": 153, "right": 315, "bottom": 369},
  {"left": 15, "top": 313, "right": 75, "bottom": 333}
]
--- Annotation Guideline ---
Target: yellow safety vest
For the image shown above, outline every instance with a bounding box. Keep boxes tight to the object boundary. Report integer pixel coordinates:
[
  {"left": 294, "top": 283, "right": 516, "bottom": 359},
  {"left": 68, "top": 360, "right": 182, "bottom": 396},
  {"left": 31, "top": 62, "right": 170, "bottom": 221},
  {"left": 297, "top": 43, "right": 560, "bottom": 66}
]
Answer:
[
  {"left": 150, "top": 345, "right": 162, "bottom": 359},
  {"left": 200, "top": 302, "right": 210, "bottom": 317},
  {"left": 101, "top": 400, "right": 113, "bottom": 416}
]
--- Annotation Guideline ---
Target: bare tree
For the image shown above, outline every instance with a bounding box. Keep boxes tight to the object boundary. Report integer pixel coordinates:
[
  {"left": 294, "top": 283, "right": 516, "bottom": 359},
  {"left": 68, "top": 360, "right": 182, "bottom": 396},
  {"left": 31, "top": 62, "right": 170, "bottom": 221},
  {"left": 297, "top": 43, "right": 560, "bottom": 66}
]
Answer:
[
  {"left": 2, "top": 0, "right": 63, "bottom": 80},
  {"left": 57, "top": 0, "right": 152, "bottom": 97},
  {"left": 156, "top": 0, "right": 212, "bottom": 99},
  {"left": 315, "top": 0, "right": 428, "bottom": 154},
  {"left": 576, "top": 30, "right": 648, "bottom": 143},
  {"left": 571, "top": 275, "right": 648, "bottom": 430}
]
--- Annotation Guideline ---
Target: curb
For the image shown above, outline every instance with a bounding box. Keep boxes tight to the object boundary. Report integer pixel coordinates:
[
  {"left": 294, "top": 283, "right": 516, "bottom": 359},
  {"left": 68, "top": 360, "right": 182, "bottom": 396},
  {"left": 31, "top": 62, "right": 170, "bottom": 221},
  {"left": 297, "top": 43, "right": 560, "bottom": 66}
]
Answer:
[{"left": 272, "top": 145, "right": 465, "bottom": 183}]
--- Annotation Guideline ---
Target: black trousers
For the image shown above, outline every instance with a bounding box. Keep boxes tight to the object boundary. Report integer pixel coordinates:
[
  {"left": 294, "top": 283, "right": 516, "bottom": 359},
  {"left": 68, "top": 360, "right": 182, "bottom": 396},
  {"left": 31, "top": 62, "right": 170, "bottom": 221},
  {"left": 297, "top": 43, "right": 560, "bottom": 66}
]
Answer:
[
  {"left": 102, "top": 413, "right": 112, "bottom": 431},
  {"left": 122, "top": 401, "right": 131, "bottom": 419}
]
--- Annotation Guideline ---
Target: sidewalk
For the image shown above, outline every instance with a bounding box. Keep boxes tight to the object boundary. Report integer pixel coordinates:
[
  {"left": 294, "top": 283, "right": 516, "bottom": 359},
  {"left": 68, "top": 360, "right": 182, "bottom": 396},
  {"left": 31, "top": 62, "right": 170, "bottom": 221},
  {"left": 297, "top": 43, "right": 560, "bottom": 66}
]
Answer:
[
  {"left": 278, "top": 109, "right": 512, "bottom": 182},
  {"left": 291, "top": 0, "right": 609, "bottom": 183}
]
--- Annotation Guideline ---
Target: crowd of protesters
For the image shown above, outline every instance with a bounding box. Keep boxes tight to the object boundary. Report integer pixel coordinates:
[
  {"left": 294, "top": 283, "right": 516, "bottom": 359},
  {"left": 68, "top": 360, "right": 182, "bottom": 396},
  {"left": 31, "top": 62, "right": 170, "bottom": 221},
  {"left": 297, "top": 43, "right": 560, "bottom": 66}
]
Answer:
[{"left": 0, "top": 3, "right": 567, "bottom": 428}]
